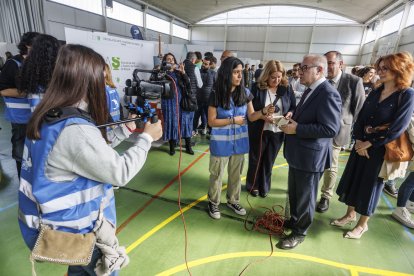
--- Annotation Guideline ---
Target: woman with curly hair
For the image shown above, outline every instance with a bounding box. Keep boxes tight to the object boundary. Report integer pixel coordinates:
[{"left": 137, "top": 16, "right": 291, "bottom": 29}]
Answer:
[
  {"left": 18, "top": 34, "right": 60, "bottom": 109},
  {"left": 333, "top": 52, "right": 414, "bottom": 239}
]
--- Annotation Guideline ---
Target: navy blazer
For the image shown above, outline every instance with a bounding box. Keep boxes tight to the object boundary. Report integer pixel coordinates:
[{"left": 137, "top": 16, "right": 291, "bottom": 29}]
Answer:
[
  {"left": 284, "top": 80, "right": 342, "bottom": 173},
  {"left": 248, "top": 83, "right": 296, "bottom": 134}
]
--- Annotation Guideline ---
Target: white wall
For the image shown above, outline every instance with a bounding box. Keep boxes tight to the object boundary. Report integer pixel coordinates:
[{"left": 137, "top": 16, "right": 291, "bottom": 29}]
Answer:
[{"left": 191, "top": 25, "right": 364, "bottom": 65}]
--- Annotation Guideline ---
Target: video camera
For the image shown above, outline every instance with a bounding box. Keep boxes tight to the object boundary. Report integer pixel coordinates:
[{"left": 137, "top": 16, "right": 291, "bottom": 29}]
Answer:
[{"left": 123, "top": 62, "right": 176, "bottom": 127}]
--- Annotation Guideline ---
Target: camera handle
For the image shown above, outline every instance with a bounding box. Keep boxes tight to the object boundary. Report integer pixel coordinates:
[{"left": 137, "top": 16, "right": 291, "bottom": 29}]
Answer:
[{"left": 97, "top": 115, "right": 158, "bottom": 129}]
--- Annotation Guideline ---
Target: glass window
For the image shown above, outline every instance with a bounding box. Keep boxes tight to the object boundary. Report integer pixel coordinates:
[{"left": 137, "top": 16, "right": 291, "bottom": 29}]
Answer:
[
  {"left": 198, "top": 6, "right": 357, "bottom": 25},
  {"left": 364, "top": 28, "right": 377, "bottom": 44},
  {"left": 405, "top": 4, "right": 414, "bottom": 27},
  {"left": 146, "top": 14, "right": 170, "bottom": 34},
  {"left": 49, "top": 0, "right": 102, "bottom": 15},
  {"left": 172, "top": 24, "right": 189, "bottom": 40},
  {"left": 106, "top": 2, "right": 143, "bottom": 26},
  {"left": 381, "top": 11, "right": 403, "bottom": 37}
]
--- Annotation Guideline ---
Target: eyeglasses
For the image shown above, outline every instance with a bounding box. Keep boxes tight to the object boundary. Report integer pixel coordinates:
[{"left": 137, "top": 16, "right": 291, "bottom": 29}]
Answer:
[
  {"left": 299, "top": 65, "right": 318, "bottom": 72},
  {"left": 377, "top": 66, "right": 388, "bottom": 73}
]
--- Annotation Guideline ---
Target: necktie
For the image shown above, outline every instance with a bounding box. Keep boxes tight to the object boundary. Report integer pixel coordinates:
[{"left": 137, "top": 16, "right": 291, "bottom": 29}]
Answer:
[{"left": 294, "top": 88, "right": 312, "bottom": 114}]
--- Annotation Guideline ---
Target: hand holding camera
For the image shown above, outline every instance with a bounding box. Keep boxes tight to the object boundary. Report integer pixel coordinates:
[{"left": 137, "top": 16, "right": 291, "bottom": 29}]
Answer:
[{"left": 143, "top": 120, "right": 163, "bottom": 141}]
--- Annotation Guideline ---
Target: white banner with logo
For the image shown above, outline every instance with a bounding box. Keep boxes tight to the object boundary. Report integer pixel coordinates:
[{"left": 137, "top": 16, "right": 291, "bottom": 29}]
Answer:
[{"left": 64, "top": 27, "right": 157, "bottom": 95}]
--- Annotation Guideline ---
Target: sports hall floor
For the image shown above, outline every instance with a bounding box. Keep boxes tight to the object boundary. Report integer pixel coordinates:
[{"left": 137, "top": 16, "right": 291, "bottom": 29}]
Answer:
[{"left": 0, "top": 100, "right": 413, "bottom": 275}]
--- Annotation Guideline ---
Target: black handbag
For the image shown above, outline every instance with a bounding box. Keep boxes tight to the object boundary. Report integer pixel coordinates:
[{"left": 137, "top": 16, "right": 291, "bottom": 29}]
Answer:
[{"left": 180, "top": 89, "right": 198, "bottom": 112}]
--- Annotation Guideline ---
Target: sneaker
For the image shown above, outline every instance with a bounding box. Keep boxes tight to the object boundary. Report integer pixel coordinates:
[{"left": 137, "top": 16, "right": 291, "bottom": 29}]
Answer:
[
  {"left": 392, "top": 207, "right": 414, "bottom": 228},
  {"left": 383, "top": 184, "right": 398, "bottom": 198},
  {"left": 208, "top": 202, "right": 220, "bottom": 219},
  {"left": 226, "top": 202, "right": 246, "bottom": 216},
  {"left": 406, "top": 200, "right": 414, "bottom": 213}
]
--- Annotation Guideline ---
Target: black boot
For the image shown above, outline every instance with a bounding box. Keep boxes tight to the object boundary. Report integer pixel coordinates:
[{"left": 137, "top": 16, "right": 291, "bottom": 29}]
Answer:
[
  {"left": 169, "top": 140, "right": 176, "bottom": 156},
  {"left": 185, "top": 138, "right": 194, "bottom": 155}
]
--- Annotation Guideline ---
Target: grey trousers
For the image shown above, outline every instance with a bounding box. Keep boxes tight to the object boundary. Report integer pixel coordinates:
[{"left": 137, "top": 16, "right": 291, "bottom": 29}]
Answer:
[
  {"left": 208, "top": 154, "right": 245, "bottom": 206},
  {"left": 321, "top": 144, "right": 342, "bottom": 199}
]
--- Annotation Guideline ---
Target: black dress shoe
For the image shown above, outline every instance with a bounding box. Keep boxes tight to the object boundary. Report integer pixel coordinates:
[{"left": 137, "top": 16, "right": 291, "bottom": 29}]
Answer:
[
  {"left": 283, "top": 219, "right": 293, "bottom": 229},
  {"left": 316, "top": 197, "right": 329, "bottom": 213},
  {"left": 259, "top": 192, "right": 268, "bottom": 198},
  {"left": 250, "top": 189, "right": 259, "bottom": 197},
  {"left": 276, "top": 233, "right": 305, "bottom": 250}
]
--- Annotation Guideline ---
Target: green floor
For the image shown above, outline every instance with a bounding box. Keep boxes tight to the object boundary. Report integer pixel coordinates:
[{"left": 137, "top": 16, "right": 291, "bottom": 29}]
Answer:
[{"left": 0, "top": 106, "right": 413, "bottom": 275}]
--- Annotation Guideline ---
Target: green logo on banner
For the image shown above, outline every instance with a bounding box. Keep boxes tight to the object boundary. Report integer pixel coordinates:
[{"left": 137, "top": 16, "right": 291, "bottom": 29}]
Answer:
[{"left": 112, "top": 57, "right": 120, "bottom": 70}]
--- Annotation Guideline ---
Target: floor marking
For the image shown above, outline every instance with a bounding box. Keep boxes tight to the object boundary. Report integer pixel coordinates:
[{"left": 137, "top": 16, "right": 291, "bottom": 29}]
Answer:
[
  {"left": 0, "top": 201, "right": 17, "bottom": 213},
  {"left": 126, "top": 164, "right": 288, "bottom": 252},
  {"left": 116, "top": 148, "right": 210, "bottom": 234},
  {"left": 155, "top": 251, "right": 414, "bottom": 276},
  {"left": 381, "top": 194, "right": 414, "bottom": 242}
]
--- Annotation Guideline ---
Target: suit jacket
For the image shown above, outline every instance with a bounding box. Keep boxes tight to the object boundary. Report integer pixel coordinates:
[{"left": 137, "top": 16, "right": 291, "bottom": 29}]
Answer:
[
  {"left": 248, "top": 83, "right": 296, "bottom": 135},
  {"left": 334, "top": 72, "right": 365, "bottom": 146},
  {"left": 284, "top": 80, "right": 342, "bottom": 173}
]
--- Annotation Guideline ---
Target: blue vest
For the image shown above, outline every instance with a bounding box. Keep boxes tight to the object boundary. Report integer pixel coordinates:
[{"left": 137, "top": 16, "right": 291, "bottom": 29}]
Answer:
[
  {"left": 3, "top": 59, "right": 32, "bottom": 124},
  {"left": 18, "top": 117, "right": 116, "bottom": 249},
  {"left": 210, "top": 93, "right": 250, "bottom": 157},
  {"left": 106, "top": 85, "right": 121, "bottom": 122}
]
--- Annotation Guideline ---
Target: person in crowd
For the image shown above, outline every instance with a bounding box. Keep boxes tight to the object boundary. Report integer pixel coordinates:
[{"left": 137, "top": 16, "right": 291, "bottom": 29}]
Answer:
[
  {"left": 204, "top": 51, "right": 213, "bottom": 58},
  {"left": 316, "top": 50, "right": 365, "bottom": 213},
  {"left": 5, "top": 51, "right": 12, "bottom": 60},
  {"left": 0, "top": 32, "right": 39, "bottom": 177},
  {"left": 18, "top": 34, "right": 60, "bottom": 112},
  {"left": 246, "top": 60, "right": 296, "bottom": 198},
  {"left": 333, "top": 52, "right": 414, "bottom": 239},
  {"left": 254, "top": 63, "right": 263, "bottom": 81},
  {"left": 207, "top": 57, "right": 271, "bottom": 219},
  {"left": 286, "top": 69, "right": 292, "bottom": 78},
  {"left": 18, "top": 44, "right": 162, "bottom": 275},
  {"left": 183, "top": 51, "right": 202, "bottom": 140},
  {"left": 162, "top": 52, "right": 194, "bottom": 155},
  {"left": 279, "top": 54, "right": 342, "bottom": 249},
  {"left": 243, "top": 63, "right": 251, "bottom": 88},
  {"left": 357, "top": 66, "right": 376, "bottom": 96},
  {"left": 289, "top": 63, "right": 307, "bottom": 105},
  {"left": 388, "top": 115, "right": 414, "bottom": 228},
  {"left": 249, "top": 64, "right": 255, "bottom": 87},
  {"left": 194, "top": 51, "right": 203, "bottom": 69},
  {"left": 104, "top": 63, "right": 121, "bottom": 122},
  {"left": 220, "top": 50, "right": 233, "bottom": 63},
  {"left": 194, "top": 56, "right": 215, "bottom": 135},
  {"left": 210, "top": 56, "right": 218, "bottom": 72}
]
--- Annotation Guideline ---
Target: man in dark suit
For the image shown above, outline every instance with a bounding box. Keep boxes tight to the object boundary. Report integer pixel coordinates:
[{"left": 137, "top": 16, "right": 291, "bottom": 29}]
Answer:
[
  {"left": 316, "top": 51, "right": 365, "bottom": 213},
  {"left": 279, "top": 54, "right": 341, "bottom": 249}
]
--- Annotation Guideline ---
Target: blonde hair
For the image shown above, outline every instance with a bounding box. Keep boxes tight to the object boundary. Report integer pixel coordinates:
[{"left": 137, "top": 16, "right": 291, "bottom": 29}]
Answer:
[
  {"left": 104, "top": 63, "right": 116, "bottom": 88},
  {"left": 257, "top": 60, "right": 288, "bottom": 90}
]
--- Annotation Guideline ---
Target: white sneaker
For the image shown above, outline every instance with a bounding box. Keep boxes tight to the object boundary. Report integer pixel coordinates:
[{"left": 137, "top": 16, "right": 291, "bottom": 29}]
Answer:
[
  {"left": 406, "top": 200, "right": 414, "bottom": 213},
  {"left": 392, "top": 207, "right": 414, "bottom": 229}
]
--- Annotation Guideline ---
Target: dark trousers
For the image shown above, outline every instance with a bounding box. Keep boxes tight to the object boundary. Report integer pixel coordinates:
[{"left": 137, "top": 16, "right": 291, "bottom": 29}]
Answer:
[
  {"left": 397, "top": 172, "right": 414, "bottom": 207},
  {"left": 246, "top": 131, "right": 284, "bottom": 195},
  {"left": 11, "top": 123, "right": 26, "bottom": 177},
  {"left": 193, "top": 101, "right": 208, "bottom": 130},
  {"left": 288, "top": 167, "right": 322, "bottom": 235}
]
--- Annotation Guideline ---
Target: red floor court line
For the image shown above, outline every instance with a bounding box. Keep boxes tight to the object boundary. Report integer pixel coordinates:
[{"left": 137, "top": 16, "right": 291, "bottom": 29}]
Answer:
[{"left": 116, "top": 147, "right": 210, "bottom": 234}]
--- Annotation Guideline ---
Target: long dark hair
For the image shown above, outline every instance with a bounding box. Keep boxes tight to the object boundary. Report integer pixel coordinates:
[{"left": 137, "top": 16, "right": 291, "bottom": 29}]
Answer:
[
  {"left": 214, "top": 57, "right": 248, "bottom": 109},
  {"left": 27, "top": 44, "right": 108, "bottom": 140},
  {"left": 19, "top": 34, "right": 60, "bottom": 94}
]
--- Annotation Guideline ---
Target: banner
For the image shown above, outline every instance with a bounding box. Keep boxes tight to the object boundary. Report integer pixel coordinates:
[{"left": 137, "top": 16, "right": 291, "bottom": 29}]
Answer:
[{"left": 64, "top": 27, "right": 156, "bottom": 96}]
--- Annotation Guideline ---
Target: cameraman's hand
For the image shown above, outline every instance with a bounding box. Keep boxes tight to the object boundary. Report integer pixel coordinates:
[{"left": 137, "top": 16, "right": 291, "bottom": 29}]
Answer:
[
  {"left": 125, "top": 114, "right": 137, "bottom": 132},
  {"left": 143, "top": 120, "right": 163, "bottom": 141},
  {"left": 178, "top": 63, "right": 185, "bottom": 74}
]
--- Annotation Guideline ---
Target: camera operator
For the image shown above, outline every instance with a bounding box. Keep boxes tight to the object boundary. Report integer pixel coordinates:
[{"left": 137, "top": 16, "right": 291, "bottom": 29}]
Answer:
[
  {"left": 161, "top": 53, "right": 195, "bottom": 155},
  {"left": 18, "top": 45, "right": 162, "bottom": 275}
]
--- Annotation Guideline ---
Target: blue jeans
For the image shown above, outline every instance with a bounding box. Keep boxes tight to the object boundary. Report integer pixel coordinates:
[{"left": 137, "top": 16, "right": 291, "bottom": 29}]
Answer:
[
  {"left": 397, "top": 172, "right": 414, "bottom": 207},
  {"left": 68, "top": 247, "right": 119, "bottom": 276}
]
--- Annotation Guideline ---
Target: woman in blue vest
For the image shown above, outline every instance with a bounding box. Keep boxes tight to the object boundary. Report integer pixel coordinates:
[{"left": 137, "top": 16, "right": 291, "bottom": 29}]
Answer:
[
  {"left": 207, "top": 57, "right": 274, "bottom": 219},
  {"left": 246, "top": 60, "right": 296, "bottom": 198},
  {"left": 161, "top": 53, "right": 194, "bottom": 155},
  {"left": 104, "top": 63, "right": 121, "bottom": 122},
  {"left": 18, "top": 45, "right": 162, "bottom": 275},
  {"left": 18, "top": 34, "right": 60, "bottom": 112}
]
